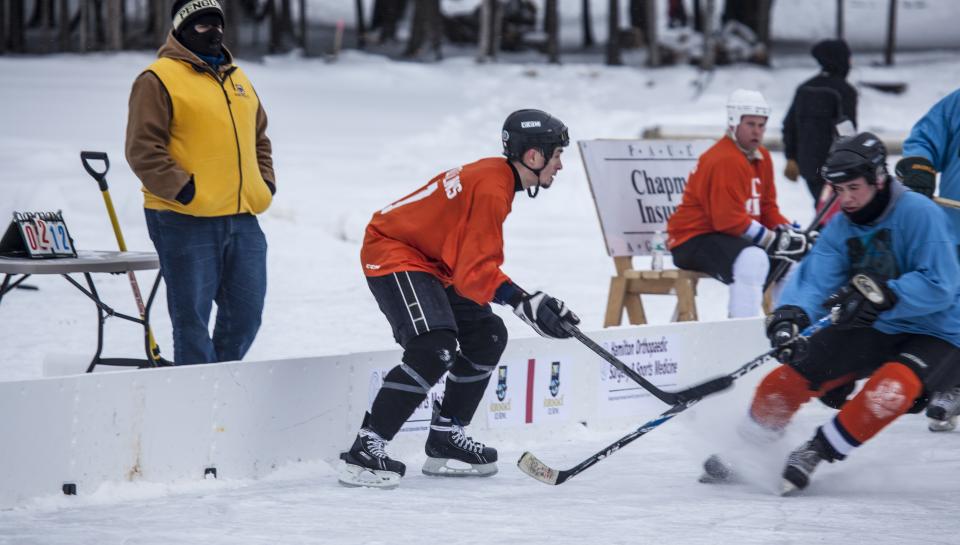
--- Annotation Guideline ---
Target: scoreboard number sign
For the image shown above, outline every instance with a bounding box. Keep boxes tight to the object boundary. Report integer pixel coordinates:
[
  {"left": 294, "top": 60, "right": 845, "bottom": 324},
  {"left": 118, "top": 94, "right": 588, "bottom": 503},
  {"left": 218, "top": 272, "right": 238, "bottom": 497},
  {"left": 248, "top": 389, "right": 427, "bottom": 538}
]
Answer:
[{"left": 0, "top": 211, "right": 77, "bottom": 258}]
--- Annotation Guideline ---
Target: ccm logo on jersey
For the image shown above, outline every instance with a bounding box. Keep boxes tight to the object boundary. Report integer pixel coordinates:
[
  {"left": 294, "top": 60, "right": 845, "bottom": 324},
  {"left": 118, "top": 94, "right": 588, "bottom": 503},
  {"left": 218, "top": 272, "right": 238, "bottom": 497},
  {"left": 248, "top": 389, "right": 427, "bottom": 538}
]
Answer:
[{"left": 520, "top": 121, "right": 542, "bottom": 128}]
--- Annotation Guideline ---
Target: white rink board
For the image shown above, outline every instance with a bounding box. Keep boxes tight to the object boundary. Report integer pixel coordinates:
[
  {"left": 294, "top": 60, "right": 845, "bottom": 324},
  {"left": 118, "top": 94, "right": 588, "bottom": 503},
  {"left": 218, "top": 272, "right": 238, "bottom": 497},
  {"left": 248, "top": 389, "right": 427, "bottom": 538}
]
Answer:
[{"left": 0, "top": 318, "right": 766, "bottom": 508}]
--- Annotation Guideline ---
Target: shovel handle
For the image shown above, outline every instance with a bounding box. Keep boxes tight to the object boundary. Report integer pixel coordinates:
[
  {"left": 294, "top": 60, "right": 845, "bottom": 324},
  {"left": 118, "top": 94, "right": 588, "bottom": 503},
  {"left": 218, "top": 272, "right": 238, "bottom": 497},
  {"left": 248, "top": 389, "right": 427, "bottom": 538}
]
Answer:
[{"left": 80, "top": 151, "right": 110, "bottom": 191}]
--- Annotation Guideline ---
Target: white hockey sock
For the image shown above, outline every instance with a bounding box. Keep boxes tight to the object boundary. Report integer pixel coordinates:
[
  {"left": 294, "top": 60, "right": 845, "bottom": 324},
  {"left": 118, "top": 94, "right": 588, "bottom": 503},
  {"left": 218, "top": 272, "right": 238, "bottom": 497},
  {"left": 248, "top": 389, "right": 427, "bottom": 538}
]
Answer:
[{"left": 728, "top": 246, "right": 769, "bottom": 318}]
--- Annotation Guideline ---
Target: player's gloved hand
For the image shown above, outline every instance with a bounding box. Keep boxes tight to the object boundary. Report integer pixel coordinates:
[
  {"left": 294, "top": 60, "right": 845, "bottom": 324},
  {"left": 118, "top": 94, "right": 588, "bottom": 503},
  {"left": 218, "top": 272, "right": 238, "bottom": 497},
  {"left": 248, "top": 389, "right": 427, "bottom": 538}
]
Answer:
[
  {"left": 784, "top": 159, "right": 800, "bottom": 182},
  {"left": 819, "top": 382, "right": 856, "bottom": 409},
  {"left": 513, "top": 291, "right": 580, "bottom": 339},
  {"left": 823, "top": 273, "right": 897, "bottom": 329},
  {"left": 764, "top": 305, "right": 811, "bottom": 364},
  {"left": 895, "top": 156, "right": 936, "bottom": 198},
  {"left": 762, "top": 225, "right": 810, "bottom": 263}
]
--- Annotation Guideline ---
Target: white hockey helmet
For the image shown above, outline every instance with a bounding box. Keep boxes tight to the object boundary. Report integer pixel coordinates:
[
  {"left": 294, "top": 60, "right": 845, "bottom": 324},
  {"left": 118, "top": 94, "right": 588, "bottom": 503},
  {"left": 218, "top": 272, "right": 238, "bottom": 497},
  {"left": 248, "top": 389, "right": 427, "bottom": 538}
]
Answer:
[{"left": 726, "top": 89, "right": 771, "bottom": 128}]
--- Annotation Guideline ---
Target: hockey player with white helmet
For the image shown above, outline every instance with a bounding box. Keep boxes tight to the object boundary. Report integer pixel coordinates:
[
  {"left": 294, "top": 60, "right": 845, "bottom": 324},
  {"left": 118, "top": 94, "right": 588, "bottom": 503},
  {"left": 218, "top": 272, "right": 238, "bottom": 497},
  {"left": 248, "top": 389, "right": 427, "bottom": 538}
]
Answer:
[
  {"left": 338, "top": 109, "right": 580, "bottom": 489},
  {"left": 667, "top": 89, "right": 811, "bottom": 318},
  {"left": 701, "top": 132, "right": 960, "bottom": 494}
]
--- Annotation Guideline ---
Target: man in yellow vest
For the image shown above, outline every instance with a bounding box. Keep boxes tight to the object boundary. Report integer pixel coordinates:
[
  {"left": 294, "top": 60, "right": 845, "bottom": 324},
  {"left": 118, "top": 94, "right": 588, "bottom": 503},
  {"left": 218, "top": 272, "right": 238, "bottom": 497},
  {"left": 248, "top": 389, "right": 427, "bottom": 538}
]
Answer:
[{"left": 125, "top": 0, "right": 275, "bottom": 364}]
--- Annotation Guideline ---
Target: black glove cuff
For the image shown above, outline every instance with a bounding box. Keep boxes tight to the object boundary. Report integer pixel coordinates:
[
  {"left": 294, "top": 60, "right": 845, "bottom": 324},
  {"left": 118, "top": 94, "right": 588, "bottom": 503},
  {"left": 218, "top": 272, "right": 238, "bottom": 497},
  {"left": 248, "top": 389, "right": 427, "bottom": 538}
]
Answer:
[{"left": 494, "top": 281, "right": 524, "bottom": 308}]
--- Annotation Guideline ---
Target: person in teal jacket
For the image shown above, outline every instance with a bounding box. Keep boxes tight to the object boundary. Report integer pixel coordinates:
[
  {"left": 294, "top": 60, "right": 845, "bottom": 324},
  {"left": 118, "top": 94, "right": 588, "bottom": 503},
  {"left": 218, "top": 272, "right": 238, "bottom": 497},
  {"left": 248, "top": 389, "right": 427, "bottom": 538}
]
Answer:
[
  {"left": 700, "top": 133, "right": 960, "bottom": 494},
  {"left": 898, "top": 88, "right": 960, "bottom": 431}
]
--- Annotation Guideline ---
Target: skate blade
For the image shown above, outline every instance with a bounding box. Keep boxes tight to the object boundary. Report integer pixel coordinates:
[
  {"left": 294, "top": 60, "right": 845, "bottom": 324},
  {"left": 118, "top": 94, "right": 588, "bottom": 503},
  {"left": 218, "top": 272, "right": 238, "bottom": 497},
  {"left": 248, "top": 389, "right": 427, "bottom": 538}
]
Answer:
[
  {"left": 422, "top": 457, "right": 498, "bottom": 477},
  {"left": 338, "top": 462, "right": 402, "bottom": 489},
  {"left": 780, "top": 479, "right": 802, "bottom": 496},
  {"left": 928, "top": 416, "right": 957, "bottom": 432}
]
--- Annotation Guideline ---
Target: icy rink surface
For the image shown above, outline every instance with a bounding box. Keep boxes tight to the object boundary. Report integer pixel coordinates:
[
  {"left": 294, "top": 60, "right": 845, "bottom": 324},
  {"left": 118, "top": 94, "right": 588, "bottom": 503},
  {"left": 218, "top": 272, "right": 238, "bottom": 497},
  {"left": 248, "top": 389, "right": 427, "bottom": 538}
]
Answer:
[{"left": 2, "top": 405, "right": 959, "bottom": 545}]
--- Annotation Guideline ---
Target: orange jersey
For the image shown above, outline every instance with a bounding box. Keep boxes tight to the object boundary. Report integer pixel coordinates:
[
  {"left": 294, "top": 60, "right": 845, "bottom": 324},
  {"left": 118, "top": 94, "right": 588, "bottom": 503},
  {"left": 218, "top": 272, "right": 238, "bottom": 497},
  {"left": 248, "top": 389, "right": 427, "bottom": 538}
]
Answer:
[
  {"left": 361, "top": 158, "right": 516, "bottom": 305},
  {"left": 667, "top": 136, "right": 789, "bottom": 249}
]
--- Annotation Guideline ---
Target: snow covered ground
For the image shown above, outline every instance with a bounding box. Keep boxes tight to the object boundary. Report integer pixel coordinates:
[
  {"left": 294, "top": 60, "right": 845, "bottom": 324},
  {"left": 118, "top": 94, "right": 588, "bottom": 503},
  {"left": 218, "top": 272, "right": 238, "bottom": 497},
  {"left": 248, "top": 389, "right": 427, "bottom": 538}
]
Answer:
[{"left": 2, "top": 29, "right": 960, "bottom": 545}]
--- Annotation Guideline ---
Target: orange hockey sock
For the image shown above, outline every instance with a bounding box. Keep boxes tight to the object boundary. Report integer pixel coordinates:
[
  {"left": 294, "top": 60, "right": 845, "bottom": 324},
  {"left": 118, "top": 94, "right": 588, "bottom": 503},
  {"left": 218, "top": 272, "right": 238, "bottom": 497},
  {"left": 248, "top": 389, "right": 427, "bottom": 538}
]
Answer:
[
  {"left": 750, "top": 365, "right": 856, "bottom": 430},
  {"left": 821, "top": 362, "right": 922, "bottom": 459}
]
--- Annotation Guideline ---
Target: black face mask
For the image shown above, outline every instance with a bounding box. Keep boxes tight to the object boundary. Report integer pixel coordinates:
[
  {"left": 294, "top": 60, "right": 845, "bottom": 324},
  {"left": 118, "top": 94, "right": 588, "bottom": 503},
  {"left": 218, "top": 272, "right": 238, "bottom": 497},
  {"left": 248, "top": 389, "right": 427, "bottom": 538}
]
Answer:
[{"left": 177, "top": 15, "right": 224, "bottom": 58}]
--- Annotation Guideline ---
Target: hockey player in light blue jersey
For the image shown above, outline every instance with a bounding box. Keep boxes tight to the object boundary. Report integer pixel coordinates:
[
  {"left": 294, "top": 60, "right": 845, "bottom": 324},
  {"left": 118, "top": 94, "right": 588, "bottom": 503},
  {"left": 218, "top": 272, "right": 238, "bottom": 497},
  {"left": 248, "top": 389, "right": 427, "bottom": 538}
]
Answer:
[
  {"left": 701, "top": 132, "right": 960, "bottom": 494},
  {"left": 898, "top": 88, "right": 960, "bottom": 430}
]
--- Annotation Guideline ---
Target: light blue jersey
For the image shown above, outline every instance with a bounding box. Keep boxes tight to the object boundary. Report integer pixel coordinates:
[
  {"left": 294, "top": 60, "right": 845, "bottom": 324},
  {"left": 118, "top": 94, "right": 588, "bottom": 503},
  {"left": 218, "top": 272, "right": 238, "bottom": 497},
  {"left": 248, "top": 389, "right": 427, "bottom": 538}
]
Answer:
[
  {"left": 780, "top": 183, "right": 960, "bottom": 347},
  {"left": 902, "top": 88, "right": 960, "bottom": 236}
]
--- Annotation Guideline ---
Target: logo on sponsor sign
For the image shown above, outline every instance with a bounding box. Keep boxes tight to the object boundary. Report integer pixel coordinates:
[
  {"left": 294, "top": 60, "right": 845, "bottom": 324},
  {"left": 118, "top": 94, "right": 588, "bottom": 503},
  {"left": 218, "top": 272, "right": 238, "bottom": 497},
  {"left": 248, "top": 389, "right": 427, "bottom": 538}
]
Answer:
[
  {"left": 549, "top": 361, "right": 561, "bottom": 397},
  {"left": 496, "top": 365, "right": 508, "bottom": 401}
]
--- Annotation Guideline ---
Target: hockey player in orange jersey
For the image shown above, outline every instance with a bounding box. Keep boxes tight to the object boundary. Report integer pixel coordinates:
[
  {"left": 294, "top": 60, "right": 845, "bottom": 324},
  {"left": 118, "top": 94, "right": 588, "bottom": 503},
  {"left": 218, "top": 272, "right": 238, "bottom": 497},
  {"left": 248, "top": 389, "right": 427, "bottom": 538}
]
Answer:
[
  {"left": 338, "top": 109, "right": 581, "bottom": 488},
  {"left": 700, "top": 133, "right": 960, "bottom": 494},
  {"left": 667, "top": 89, "right": 814, "bottom": 317}
]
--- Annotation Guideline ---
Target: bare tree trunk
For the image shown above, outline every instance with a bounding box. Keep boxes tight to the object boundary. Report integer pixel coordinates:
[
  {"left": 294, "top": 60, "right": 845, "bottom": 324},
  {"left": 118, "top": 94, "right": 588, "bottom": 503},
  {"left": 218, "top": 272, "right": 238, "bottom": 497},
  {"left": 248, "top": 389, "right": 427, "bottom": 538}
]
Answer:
[
  {"left": 1, "top": 1, "right": 8, "bottom": 53},
  {"left": 225, "top": 0, "right": 240, "bottom": 56},
  {"left": 477, "top": 0, "right": 494, "bottom": 62},
  {"left": 57, "top": 0, "right": 70, "bottom": 50},
  {"left": 153, "top": 0, "right": 168, "bottom": 47},
  {"left": 645, "top": 0, "right": 659, "bottom": 66},
  {"left": 582, "top": 0, "right": 594, "bottom": 48},
  {"left": 700, "top": 0, "right": 715, "bottom": 71},
  {"left": 836, "top": 0, "right": 844, "bottom": 39},
  {"left": 299, "top": 0, "right": 307, "bottom": 53},
  {"left": 884, "top": 0, "right": 897, "bottom": 66},
  {"left": 545, "top": 0, "right": 559, "bottom": 64},
  {"left": 355, "top": 0, "right": 366, "bottom": 49},
  {"left": 10, "top": 0, "right": 27, "bottom": 52},
  {"left": 756, "top": 0, "right": 771, "bottom": 64},
  {"left": 106, "top": 0, "right": 123, "bottom": 50},
  {"left": 269, "top": 0, "right": 297, "bottom": 53},
  {"left": 404, "top": 0, "right": 442, "bottom": 60},
  {"left": 606, "top": 0, "right": 621, "bottom": 65},
  {"left": 78, "top": 0, "right": 89, "bottom": 52}
]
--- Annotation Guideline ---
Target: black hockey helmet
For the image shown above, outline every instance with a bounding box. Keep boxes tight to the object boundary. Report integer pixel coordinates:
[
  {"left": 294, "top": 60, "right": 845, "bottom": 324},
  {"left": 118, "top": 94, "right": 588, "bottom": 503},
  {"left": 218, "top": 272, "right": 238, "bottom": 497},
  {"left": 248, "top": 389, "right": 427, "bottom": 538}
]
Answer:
[
  {"left": 820, "top": 131, "right": 888, "bottom": 185},
  {"left": 502, "top": 109, "right": 570, "bottom": 161}
]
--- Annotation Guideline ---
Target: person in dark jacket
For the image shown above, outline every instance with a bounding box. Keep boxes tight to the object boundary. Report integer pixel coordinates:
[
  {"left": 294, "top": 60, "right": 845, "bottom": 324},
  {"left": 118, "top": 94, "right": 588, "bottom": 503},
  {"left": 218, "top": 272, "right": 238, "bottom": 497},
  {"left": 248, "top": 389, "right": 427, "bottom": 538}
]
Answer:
[{"left": 782, "top": 39, "right": 858, "bottom": 207}]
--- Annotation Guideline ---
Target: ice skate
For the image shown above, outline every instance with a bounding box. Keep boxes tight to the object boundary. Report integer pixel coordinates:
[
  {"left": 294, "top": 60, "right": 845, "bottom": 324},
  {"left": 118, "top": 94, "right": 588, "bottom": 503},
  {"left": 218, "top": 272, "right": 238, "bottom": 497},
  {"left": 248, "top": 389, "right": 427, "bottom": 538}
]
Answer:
[
  {"left": 422, "top": 408, "right": 498, "bottom": 477},
  {"left": 338, "top": 424, "right": 406, "bottom": 489},
  {"left": 926, "top": 387, "right": 960, "bottom": 432},
  {"left": 781, "top": 435, "right": 833, "bottom": 495}
]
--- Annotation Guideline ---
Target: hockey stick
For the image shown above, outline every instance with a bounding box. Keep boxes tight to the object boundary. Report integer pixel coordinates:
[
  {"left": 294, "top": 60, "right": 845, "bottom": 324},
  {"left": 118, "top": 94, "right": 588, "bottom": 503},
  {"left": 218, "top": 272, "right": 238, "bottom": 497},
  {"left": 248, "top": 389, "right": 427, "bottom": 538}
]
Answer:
[
  {"left": 763, "top": 190, "right": 840, "bottom": 292},
  {"left": 935, "top": 196, "right": 960, "bottom": 210},
  {"left": 566, "top": 324, "right": 734, "bottom": 406},
  {"left": 518, "top": 317, "right": 831, "bottom": 485}
]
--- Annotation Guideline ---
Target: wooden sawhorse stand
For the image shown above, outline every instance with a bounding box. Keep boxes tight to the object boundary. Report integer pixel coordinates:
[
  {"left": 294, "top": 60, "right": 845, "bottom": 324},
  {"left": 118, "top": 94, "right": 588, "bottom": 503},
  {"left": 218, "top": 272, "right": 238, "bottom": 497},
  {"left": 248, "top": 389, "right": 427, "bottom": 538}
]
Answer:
[{"left": 603, "top": 256, "right": 708, "bottom": 327}]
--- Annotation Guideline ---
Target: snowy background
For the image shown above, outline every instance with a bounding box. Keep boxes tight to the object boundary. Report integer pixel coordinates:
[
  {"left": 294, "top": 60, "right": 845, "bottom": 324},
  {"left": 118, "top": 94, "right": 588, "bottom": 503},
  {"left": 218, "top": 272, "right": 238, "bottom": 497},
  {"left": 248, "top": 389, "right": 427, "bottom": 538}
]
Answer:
[{"left": 2, "top": 1, "right": 960, "bottom": 543}]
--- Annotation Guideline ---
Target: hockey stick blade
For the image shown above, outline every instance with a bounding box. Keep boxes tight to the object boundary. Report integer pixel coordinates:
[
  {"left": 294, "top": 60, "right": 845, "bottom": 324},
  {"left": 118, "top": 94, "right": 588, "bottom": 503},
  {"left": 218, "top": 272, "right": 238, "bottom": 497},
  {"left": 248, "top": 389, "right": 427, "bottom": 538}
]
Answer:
[
  {"left": 517, "top": 401, "right": 690, "bottom": 485},
  {"left": 674, "top": 375, "right": 735, "bottom": 404}
]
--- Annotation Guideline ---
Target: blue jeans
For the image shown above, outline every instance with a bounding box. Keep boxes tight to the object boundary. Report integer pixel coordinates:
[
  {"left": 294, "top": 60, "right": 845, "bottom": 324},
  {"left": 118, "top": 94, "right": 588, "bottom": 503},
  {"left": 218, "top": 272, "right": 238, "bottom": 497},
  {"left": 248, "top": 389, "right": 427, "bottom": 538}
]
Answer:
[{"left": 145, "top": 209, "right": 267, "bottom": 364}]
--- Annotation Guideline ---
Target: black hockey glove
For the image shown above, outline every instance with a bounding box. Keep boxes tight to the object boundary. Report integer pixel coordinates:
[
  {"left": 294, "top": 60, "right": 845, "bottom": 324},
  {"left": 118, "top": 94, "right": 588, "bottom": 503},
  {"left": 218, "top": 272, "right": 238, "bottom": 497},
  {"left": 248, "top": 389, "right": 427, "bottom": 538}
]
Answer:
[
  {"left": 513, "top": 291, "right": 580, "bottom": 339},
  {"left": 764, "top": 305, "right": 812, "bottom": 364},
  {"left": 763, "top": 225, "right": 811, "bottom": 263},
  {"left": 823, "top": 273, "right": 897, "bottom": 329},
  {"left": 895, "top": 156, "right": 937, "bottom": 198}
]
